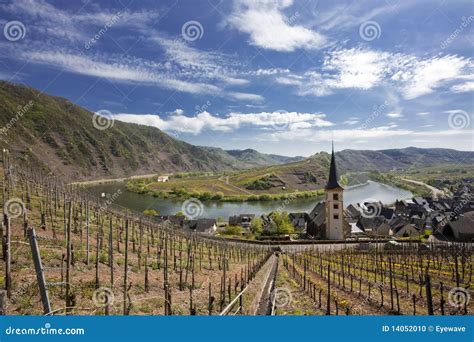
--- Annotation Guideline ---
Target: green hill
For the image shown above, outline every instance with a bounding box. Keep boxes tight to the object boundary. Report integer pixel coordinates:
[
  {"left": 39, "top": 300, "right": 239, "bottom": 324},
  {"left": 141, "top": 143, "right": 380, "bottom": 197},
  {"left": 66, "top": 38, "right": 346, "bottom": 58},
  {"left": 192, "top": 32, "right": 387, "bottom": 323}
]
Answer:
[
  {"left": 225, "top": 148, "right": 305, "bottom": 167},
  {"left": 0, "top": 81, "right": 249, "bottom": 180}
]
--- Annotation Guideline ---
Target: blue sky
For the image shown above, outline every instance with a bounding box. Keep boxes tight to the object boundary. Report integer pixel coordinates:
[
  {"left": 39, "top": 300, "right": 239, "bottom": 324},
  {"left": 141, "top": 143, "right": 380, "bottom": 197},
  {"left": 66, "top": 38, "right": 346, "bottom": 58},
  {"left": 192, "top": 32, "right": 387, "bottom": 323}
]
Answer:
[{"left": 0, "top": 0, "right": 473, "bottom": 156}]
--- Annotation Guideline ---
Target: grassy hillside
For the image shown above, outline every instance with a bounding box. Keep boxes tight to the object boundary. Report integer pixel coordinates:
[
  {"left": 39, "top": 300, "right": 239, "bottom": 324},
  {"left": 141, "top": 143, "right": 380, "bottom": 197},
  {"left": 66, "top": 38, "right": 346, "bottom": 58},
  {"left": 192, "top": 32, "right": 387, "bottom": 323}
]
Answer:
[
  {"left": 0, "top": 81, "right": 252, "bottom": 181},
  {"left": 225, "top": 149, "right": 304, "bottom": 167}
]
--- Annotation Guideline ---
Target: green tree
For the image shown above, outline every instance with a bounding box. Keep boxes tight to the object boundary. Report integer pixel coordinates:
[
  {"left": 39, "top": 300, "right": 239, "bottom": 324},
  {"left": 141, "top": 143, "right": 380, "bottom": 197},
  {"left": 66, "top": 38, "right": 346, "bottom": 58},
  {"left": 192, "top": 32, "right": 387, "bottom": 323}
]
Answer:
[
  {"left": 250, "top": 216, "right": 264, "bottom": 235},
  {"left": 269, "top": 211, "right": 294, "bottom": 234},
  {"left": 143, "top": 209, "right": 159, "bottom": 216}
]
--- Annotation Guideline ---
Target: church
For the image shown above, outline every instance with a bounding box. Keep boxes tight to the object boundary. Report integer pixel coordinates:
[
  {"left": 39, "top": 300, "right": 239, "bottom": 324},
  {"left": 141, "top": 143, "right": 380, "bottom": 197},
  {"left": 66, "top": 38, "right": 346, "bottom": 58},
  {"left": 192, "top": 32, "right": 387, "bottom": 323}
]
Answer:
[{"left": 306, "top": 144, "right": 350, "bottom": 240}]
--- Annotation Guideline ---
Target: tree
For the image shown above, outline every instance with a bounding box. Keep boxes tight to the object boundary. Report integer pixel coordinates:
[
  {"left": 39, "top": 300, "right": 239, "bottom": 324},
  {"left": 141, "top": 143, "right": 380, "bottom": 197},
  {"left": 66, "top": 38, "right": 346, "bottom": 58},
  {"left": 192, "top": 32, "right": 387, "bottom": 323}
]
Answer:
[
  {"left": 250, "top": 216, "right": 263, "bottom": 235},
  {"left": 143, "top": 209, "right": 159, "bottom": 216},
  {"left": 269, "top": 211, "right": 294, "bottom": 234}
]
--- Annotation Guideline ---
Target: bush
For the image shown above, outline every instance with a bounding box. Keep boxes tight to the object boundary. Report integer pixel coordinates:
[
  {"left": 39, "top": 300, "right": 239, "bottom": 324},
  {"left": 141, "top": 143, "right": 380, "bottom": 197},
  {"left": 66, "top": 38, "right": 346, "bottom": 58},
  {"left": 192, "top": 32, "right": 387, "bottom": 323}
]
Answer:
[
  {"left": 258, "top": 194, "right": 272, "bottom": 201},
  {"left": 221, "top": 225, "right": 243, "bottom": 236},
  {"left": 143, "top": 209, "right": 159, "bottom": 216}
]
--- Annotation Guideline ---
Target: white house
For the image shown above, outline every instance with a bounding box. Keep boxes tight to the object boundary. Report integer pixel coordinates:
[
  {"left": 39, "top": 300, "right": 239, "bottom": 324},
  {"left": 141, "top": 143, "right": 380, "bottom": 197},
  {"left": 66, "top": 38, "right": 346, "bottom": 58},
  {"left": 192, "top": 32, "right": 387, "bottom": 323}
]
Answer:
[{"left": 157, "top": 175, "right": 169, "bottom": 182}]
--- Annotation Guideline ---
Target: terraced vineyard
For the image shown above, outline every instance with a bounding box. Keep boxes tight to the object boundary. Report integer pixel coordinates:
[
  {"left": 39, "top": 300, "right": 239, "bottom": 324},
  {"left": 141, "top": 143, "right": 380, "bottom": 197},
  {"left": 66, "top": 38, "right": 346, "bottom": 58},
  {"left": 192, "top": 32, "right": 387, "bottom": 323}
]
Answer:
[
  {"left": 0, "top": 152, "right": 471, "bottom": 316},
  {"left": 0, "top": 153, "right": 273, "bottom": 315}
]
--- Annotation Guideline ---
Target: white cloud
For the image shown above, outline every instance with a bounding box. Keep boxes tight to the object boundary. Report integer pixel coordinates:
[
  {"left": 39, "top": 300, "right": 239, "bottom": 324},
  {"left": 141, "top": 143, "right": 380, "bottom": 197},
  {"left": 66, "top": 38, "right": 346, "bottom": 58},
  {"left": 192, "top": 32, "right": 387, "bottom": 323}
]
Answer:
[
  {"left": 324, "top": 49, "right": 394, "bottom": 90},
  {"left": 343, "top": 117, "right": 360, "bottom": 125},
  {"left": 227, "top": 92, "right": 264, "bottom": 101},
  {"left": 451, "top": 81, "right": 474, "bottom": 93},
  {"left": 385, "top": 112, "right": 403, "bottom": 118},
  {"left": 275, "top": 49, "right": 472, "bottom": 99},
  {"left": 113, "top": 110, "right": 334, "bottom": 134},
  {"left": 4, "top": 0, "right": 160, "bottom": 41},
  {"left": 394, "top": 55, "right": 472, "bottom": 99},
  {"left": 227, "top": 0, "right": 325, "bottom": 52},
  {"left": 248, "top": 68, "right": 290, "bottom": 76},
  {"left": 16, "top": 50, "right": 262, "bottom": 101},
  {"left": 275, "top": 75, "right": 303, "bottom": 86},
  {"left": 416, "top": 112, "right": 430, "bottom": 116},
  {"left": 260, "top": 126, "right": 473, "bottom": 143}
]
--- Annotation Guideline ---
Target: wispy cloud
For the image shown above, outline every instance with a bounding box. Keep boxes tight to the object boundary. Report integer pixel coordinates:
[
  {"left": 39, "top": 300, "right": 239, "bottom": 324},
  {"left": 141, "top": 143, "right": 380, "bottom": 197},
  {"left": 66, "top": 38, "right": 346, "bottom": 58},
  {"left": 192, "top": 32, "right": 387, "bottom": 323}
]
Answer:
[
  {"left": 275, "top": 48, "right": 472, "bottom": 99},
  {"left": 4, "top": 0, "right": 161, "bottom": 41},
  {"left": 343, "top": 117, "right": 360, "bottom": 125},
  {"left": 451, "top": 81, "right": 474, "bottom": 93},
  {"left": 261, "top": 126, "right": 473, "bottom": 143},
  {"left": 385, "top": 112, "right": 403, "bottom": 118}
]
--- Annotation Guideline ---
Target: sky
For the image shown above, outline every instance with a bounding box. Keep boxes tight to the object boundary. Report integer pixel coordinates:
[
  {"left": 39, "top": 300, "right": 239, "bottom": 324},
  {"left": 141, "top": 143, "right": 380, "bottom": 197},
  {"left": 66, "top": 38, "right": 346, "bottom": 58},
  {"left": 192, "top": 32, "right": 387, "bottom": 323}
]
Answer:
[{"left": 0, "top": 0, "right": 473, "bottom": 157}]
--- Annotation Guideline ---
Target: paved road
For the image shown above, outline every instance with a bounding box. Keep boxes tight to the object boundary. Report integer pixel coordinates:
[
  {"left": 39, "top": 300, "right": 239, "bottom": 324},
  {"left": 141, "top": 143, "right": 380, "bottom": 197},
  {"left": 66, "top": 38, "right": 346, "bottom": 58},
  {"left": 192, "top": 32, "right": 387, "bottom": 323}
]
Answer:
[
  {"left": 255, "top": 254, "right": 279, "bottom": 315},
  {"left": 401, "top": 178, "right": 444, "bottom": 198}
]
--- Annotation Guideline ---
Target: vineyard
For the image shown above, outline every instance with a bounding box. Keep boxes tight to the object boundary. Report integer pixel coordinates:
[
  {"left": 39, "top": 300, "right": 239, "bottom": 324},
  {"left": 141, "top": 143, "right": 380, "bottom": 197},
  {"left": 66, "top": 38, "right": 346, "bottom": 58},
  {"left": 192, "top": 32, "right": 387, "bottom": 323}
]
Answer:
[
  {"left": 0, "top": 151, "right": 472, "bottom": 316},
  {"left": 278, "top": 244, "right": 472, "bottom": 315}
]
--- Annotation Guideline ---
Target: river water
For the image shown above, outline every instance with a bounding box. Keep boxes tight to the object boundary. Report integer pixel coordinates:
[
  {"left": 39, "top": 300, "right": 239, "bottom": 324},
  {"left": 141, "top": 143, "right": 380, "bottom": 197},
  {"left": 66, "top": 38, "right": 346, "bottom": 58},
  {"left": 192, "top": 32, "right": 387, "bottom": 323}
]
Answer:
[{"left": 86, "top": 181, "right": 412, "bottom": 219}]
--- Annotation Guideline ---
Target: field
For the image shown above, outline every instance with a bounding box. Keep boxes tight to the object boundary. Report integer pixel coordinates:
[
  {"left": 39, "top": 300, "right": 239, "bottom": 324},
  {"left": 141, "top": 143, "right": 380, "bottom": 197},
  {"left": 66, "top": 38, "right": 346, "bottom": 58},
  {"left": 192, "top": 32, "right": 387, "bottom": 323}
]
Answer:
[
  {"left": 0, "top": 153, "right": 471, "bottom": 316},
  {"left": 124, "top": 155, "right": 333, "bottom": 201}
]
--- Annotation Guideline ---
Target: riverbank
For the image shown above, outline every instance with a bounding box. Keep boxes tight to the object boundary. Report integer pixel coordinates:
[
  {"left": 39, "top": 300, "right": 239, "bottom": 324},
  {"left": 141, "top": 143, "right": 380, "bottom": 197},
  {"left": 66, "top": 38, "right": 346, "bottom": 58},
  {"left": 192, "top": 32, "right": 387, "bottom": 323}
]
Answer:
[
  {"left": 369, "top": 173, "right": 432, "bottom": 197},
  {"left": 86, "top": 181, "right": 413, "bottom": 219},
  {"left": 400, "top": 178, "right": 444, "bottom": 198}
]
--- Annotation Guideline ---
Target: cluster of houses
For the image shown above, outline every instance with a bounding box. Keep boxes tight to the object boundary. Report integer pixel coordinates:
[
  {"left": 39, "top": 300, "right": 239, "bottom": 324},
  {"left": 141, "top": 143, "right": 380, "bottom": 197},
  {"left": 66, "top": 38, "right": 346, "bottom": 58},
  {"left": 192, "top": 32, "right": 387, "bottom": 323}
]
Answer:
[
  {"left": 284, "top": 185, "right": 473, "bottom": 241},
  {"left": 152, "top": 147, "right": 474, "bottom": 242},
  {"left": 152, "top": 185, "right": 473, "bottom": 242}
]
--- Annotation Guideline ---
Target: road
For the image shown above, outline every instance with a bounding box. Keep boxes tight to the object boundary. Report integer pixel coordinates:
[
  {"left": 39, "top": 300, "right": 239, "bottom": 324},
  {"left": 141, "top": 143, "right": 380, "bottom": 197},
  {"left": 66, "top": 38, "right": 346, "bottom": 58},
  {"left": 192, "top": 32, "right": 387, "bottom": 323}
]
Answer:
[
  {"left": 255, "top": 254, "right": 279, "bottom": 315},
  {"left": 401, "top": 178, "right": 443, "bottom": 198}
]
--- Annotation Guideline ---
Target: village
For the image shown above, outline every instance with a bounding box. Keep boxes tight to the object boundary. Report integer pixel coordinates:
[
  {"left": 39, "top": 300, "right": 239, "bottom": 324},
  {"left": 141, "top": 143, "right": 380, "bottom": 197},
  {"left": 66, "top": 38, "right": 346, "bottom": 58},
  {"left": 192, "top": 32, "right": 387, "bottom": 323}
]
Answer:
[{"left": 152, "top": 148, "right": 474, "bottom": 243}]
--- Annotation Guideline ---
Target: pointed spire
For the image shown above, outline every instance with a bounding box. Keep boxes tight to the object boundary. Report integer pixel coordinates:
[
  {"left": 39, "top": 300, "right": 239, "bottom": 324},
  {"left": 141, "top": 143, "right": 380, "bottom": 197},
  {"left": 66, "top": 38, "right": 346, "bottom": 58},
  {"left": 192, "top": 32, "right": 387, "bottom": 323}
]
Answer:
[{"left": 326, "top": 141, "right": 341, "bottom": 190}]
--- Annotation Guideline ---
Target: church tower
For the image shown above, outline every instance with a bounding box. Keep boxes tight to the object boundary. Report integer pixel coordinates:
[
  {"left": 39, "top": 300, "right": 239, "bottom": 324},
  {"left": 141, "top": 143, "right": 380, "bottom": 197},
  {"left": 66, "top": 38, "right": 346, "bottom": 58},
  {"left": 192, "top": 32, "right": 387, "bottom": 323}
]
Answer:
[{"left": 325, "top": 143, "right": 345, "bottom": 240}]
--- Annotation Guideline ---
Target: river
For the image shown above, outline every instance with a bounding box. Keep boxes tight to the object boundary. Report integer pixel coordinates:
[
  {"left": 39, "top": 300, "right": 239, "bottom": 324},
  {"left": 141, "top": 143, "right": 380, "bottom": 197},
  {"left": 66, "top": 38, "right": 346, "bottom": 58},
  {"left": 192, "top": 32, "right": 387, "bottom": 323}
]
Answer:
[{"left": 85, "top": 180, "right": 412, "bottom": 219}]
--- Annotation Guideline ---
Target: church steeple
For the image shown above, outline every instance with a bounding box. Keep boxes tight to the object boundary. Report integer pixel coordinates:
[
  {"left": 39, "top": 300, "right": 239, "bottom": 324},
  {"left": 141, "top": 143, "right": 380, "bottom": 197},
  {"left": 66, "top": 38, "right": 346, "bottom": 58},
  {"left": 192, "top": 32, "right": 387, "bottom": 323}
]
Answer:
[
  {"left": 324, "top": 141, "right": 346, "bottom": 240},
  {"left": 326, "top": 141, "right": 341, "bottom": 190}
]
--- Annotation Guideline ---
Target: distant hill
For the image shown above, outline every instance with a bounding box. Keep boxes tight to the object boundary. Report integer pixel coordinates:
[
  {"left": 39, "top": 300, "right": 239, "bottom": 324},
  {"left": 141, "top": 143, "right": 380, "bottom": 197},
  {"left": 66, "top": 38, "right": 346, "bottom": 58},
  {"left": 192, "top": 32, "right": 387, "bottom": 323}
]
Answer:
[
  {"left": 335, "top": 147, "right": 474, "bottom": 173},
  {"left": 225, "top": 148, "right": 304, "bottom": 167},
  {"left": 0, "top": 81, "right": 249, "bottom": 180}
]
